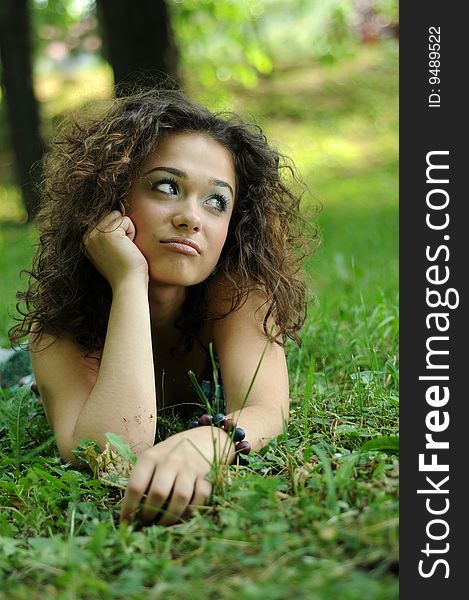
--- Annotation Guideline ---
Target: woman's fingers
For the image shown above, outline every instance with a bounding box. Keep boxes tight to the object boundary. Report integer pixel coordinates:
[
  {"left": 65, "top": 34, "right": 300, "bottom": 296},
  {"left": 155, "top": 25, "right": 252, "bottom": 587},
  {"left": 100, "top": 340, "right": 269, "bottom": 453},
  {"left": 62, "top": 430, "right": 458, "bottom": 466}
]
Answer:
[
  {"left": 120, "top": 433, "right": 216, "bottom": 528},
  {"left": 182, "top": 476, "right": 212, "bottom": 520},
  {"left": 121, "top": 215, "right": 136, "bottom": 241},
  {"left": 91, "top": 210, "right": 123, "bottom": 233},
  {"left": 99, "top": 212, "right": 135, "bottom": 238},
  {"left": 84, "top": 211, "right": 135, "bottom": 242},
  {"left": 191, "top": 477, "right": 212, "bottom": 511},
  {"left": 82, "top": 211, "right": 122, "bottom": 247},
  {"left": 138, "top": 469, "right": 175, "bottom": 525},
  {"left": 157, "top": 473, "right": 197, "bottom": 526},
  {"left": 120, "top": 456, "right": 156, "bottom": 524},
  {"left": 99, "top": 210, "right": 124, "bottom": 227},
  {"left": 120, "top": 470, "right": 211, "bottom": 527},
  {"left": 137, "top": 474, "right": 211, "bottom": 526},
  {"left": 81, "top": 210, "right": 147, "bottom": 288}
]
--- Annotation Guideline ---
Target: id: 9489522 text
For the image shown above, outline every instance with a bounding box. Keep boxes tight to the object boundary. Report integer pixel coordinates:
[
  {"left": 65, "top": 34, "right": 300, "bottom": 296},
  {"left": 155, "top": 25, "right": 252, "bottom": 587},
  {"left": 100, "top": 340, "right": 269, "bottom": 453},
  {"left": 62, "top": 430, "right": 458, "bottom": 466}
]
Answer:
[{"left": 428, "top": 26, "right": 441, "bottom": 108}]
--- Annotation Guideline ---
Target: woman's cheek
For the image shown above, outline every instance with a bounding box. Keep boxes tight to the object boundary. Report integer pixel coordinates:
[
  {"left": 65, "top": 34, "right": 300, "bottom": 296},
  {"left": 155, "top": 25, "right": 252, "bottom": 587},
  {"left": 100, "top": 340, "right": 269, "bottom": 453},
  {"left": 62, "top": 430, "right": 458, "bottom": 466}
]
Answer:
[{"left": 217, "top": 228, "right": 230, "bottom": 257}]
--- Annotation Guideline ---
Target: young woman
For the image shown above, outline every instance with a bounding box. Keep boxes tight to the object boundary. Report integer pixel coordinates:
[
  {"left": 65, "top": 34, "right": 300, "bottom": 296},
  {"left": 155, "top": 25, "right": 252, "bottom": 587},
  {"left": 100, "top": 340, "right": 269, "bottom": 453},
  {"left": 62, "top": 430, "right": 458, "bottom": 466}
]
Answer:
[{"left": 10, "top": 88, "right": 313, "bottom": 526}]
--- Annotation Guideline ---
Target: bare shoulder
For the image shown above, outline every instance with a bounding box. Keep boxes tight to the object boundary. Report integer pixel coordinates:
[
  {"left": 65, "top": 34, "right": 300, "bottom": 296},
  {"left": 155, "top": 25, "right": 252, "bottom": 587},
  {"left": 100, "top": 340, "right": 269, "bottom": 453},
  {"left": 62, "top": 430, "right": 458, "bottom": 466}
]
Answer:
[
  {"left": 29, "top": 327, "right": 100, "bottom": 460},
  {"left": 206, "top": 273, "right": 274, "bottom": 334},
  {"left": 205, "top": 273, "right": 288, "bottom": 414},
  {"left": 30, "top": 327, "right": 100, "bottom": 377}
]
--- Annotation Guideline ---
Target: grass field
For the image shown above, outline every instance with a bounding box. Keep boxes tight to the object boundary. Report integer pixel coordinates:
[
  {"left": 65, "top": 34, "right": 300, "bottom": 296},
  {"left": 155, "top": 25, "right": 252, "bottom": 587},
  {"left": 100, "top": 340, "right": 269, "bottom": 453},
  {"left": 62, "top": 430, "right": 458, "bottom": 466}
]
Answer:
[{"left": 0, "top": 41, "right": 398, "bottom": 599}]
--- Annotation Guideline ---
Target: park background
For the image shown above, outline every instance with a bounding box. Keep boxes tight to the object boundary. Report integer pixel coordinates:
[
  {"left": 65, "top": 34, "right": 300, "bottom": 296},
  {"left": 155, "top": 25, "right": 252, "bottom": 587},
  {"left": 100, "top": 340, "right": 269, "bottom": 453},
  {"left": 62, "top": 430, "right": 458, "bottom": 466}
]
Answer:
[{"left": 0, "top": 1, "right": 399, "bottom": 598}]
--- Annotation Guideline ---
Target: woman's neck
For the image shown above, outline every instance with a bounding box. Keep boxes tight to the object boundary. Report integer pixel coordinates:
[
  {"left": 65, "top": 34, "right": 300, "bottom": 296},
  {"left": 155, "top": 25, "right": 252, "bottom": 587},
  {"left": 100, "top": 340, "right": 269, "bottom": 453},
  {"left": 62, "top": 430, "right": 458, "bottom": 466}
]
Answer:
[{"left": 148, "top": 283, "right": 187, "bottom": 330}]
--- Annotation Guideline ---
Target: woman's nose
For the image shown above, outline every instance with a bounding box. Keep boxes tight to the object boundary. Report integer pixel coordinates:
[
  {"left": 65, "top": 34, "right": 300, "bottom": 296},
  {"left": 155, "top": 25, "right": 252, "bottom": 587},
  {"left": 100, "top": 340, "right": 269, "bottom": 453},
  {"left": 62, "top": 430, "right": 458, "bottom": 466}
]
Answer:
[{"left": 171, "top": 202, "right": 202, "bottom": 232}]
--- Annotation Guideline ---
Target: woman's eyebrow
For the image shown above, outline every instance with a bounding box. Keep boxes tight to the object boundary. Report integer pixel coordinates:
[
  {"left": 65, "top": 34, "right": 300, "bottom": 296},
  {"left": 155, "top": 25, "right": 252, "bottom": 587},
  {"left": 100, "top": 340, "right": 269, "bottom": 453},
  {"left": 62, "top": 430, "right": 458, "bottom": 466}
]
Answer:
[
  {"left": 143, "top": 166, "right": 184, "bottom": 178},
  {"left": 144, "top": 166, "right": 234, "bottom": 197},
  {"left": 210, "top": 178, "right": 234, "bottom": 197}
]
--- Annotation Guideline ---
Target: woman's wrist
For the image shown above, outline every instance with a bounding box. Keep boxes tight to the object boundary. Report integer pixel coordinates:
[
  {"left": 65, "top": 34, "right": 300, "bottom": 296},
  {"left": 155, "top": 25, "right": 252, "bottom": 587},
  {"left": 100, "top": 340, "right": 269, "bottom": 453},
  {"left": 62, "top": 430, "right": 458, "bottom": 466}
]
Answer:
[
  {"left": 180, "top": 425, "right": 236, "bottom": 465},
  {"left": 186, "top": 413, "right": 251, "bottom": 465},
  {"left": 111, "top": 273, "right": 149, "bottom": 295}
]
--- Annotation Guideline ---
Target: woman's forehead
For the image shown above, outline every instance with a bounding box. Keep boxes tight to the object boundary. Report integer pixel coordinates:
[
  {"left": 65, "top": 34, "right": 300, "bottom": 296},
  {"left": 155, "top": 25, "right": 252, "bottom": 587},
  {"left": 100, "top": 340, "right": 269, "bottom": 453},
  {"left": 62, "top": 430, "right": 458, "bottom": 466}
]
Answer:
[{"left": 142, "top": 132, "right": 236, "bottom": 188}]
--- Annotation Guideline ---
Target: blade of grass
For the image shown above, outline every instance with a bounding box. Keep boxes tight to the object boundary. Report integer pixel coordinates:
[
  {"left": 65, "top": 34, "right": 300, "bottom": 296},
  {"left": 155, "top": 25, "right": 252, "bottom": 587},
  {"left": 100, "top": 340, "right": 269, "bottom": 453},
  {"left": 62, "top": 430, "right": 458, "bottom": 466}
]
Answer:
[
  {"left": 187, "top": 370, "right": 212, "bottom": 413},
  {"left": 303, "top": 354, "right": 315, "bottom": 438},
  {"left": 312, "top": 444, "right": 338, "bottom": 513},
  {"left": 208, "top": 342, "right": 219, "bottom": 386}
]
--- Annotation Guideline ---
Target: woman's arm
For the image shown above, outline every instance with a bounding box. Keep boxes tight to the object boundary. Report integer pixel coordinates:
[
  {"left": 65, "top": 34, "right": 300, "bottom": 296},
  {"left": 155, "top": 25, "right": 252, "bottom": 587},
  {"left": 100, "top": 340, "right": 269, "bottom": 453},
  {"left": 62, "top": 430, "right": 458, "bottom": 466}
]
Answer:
[
  {"left": 210, "top": 281, "right": 290, "bottom": 450},
  {"left": 119, "top": 281, "right": 290, "bottom": 526},
  {"left": 31, "top": 212, "right": 157, "bottom": 463},
  {"left": 71, "top": 276, "right": 156, "bottom": 454}
]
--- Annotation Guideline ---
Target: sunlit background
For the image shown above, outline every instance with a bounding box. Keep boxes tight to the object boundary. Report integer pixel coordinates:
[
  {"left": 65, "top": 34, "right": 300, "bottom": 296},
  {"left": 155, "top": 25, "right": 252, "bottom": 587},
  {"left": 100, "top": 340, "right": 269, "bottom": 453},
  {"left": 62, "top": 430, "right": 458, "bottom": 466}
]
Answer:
[{"left": 1, "top": 0, "right": 398, "bottom": 219}]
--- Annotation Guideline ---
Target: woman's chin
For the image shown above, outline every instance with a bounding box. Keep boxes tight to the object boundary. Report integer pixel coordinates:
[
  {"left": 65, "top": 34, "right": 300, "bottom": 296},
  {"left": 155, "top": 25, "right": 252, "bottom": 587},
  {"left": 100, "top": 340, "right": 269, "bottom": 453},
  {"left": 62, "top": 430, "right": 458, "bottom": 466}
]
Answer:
[{"left": 148, "top": 269, "right": 211, "bottom": 288}]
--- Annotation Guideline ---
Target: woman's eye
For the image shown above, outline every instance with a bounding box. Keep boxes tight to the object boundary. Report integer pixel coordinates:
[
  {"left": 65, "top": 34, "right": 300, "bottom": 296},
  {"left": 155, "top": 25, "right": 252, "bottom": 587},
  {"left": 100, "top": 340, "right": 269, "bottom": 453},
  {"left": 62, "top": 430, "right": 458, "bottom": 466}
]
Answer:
[
  {"left": 206, "top": 194, "right": 228, "bottom": 212},
  {"left": 151, "top": 179, "right": 178, "bottom": 195}
]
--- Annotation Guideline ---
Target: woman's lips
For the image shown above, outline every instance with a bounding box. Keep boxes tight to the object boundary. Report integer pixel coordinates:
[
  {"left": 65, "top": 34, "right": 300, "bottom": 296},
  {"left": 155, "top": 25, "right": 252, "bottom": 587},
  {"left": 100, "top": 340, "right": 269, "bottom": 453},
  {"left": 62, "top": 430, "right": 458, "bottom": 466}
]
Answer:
[{"left": 160, "top": 237, "right": 201, "bottom": 256}]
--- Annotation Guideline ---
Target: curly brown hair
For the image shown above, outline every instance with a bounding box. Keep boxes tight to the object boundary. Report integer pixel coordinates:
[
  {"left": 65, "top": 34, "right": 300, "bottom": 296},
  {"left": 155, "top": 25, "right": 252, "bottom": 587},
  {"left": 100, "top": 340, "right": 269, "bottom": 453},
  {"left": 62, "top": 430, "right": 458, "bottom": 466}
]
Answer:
[{"left": 9, "top": 87, "right": 318, "bottom": 354}]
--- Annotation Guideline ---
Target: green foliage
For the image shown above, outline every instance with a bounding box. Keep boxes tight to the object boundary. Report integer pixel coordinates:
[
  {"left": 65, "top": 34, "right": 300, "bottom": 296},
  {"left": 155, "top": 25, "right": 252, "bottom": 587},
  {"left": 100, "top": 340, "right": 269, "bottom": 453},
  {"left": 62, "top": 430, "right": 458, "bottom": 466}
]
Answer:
[
  {"left": 168, "top": 0, "right": 272, "bottom": 106},
  {"left": 72, "top": 438, "right": 102, "bottom": 475},
  {"left": 29, "top": 0, "right": 96, "bottom": 59},
  {"left": 0, "top": 385, "right": 54, "bottom": 467},
  {"left": 361, "top": 435, "right": 399, "bottom": 454},
  {"left": 0, "top": 386, "right": 32, "bottom": 463},
  {"left": 0, "top": 223, "right": 37, "bottom": 346},
  {"left": 71, "top": 436, "right": 134, "bottom": 490},
  {"left": 105, "top": 432, "right": 138, "bottom": 466},
  {"left": 187, "top": 369, "right": 212, "bottom": 412}
]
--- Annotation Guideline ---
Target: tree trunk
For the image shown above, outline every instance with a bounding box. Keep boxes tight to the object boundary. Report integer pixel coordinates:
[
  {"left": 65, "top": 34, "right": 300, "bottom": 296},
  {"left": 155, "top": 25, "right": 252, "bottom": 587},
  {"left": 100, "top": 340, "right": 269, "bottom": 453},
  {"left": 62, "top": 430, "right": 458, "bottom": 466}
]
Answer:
[
  {"left": 96, "top": 0, "right": 180, "bottom": 96},
  {"left": 0, "top": 0, "right": 43, "bottom": 222}
]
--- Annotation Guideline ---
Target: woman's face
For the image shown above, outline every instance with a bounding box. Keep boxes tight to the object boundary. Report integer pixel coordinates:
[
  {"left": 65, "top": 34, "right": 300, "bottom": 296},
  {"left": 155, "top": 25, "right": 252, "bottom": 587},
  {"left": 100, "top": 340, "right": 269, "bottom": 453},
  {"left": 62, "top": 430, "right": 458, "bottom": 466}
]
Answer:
[{"left": 127, "top": 132, "right": 236, "bottom": 288}]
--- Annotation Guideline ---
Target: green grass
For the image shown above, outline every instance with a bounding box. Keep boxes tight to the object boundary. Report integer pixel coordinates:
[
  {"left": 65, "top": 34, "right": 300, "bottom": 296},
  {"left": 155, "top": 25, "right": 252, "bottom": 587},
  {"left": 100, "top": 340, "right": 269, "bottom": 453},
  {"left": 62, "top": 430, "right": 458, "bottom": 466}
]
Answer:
[
  {"left": 0, "top": 41, "right": 398, "bottom": 599},
  {"left": 0, "top": 224, "right": 37, "bottom": 347}
]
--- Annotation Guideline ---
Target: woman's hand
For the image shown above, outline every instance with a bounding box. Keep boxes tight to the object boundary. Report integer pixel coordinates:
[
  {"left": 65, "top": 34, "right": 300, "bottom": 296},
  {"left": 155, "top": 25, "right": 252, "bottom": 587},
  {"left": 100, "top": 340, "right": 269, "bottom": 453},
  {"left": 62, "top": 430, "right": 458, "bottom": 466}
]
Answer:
[
  {"left": 120, "top": 427, "right": 234, "bottom": 526},
  {"left": 82, "top": 210, "right": 148, "bottom": 290}
]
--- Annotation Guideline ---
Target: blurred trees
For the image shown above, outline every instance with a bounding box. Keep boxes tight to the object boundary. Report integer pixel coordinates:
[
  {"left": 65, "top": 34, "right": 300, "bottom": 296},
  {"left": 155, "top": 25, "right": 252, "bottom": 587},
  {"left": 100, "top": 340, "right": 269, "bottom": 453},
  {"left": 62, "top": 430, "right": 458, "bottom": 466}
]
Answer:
[
  {"left": 0, "top": 0, "right": 398, "bottom": 222},
  {"left": 1, "top": 0, "right": 178, "bottom": 220},
  {"left": 96, "top": 0, "right": 179, "bottom": 95},
  {"left": 0, "top": 0, "right": 43, "bottom": 221},
  {"left": 169, "top": 0, "right": 273, "bottom": 94}
]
